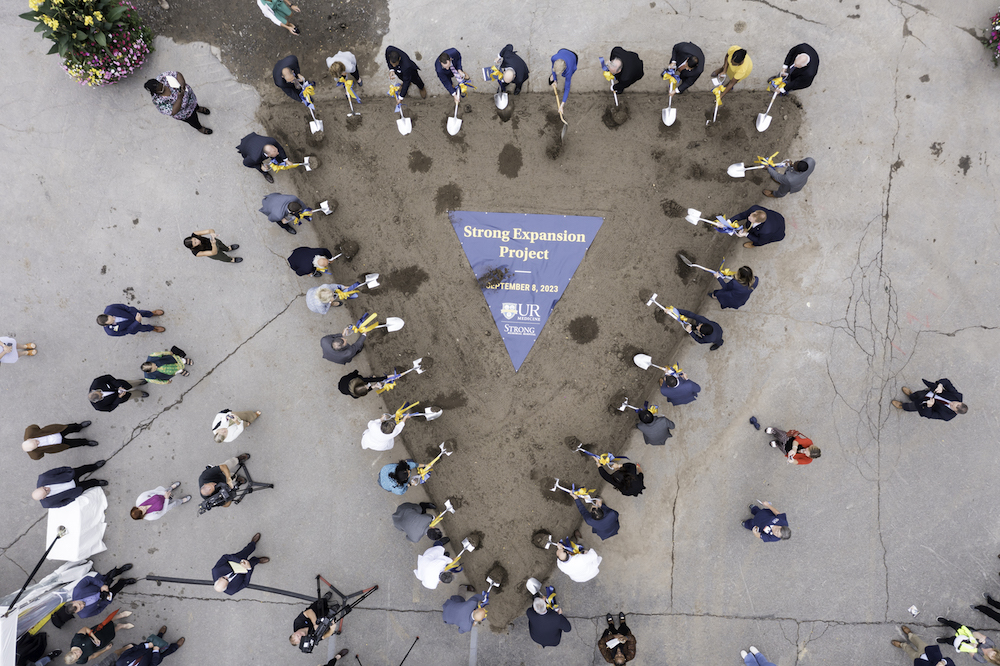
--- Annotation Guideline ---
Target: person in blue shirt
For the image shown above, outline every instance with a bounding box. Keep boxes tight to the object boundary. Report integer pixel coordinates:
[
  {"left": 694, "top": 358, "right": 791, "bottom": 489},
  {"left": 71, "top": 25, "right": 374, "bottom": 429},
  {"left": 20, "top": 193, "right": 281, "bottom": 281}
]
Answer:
[
  {"left": 436, "top": 48, "right": 467, "bottom": 102},
  {"left": 548, "top": 48, "right": 578, "bottom": 113},
  {"left": 676, "top": 309, "right": 724, "bottom": 350},
  {"left": 575, "top": 498, "right": 620, "bottom": 540},
  {"left": 732, "top": 205, "right": 785, "bottom": 249},
  {"left": 709, "top": 266, "right": 758, "bottom": 309},
  {"left": 379, "top": 459, "right": 417, "bottom": 495},
  {"left": 659, "top": 373, "right": 700, "bottom": 405},
  {"left": 442, "top": 594, "right": 486, "bottom": 634},
  {"left": 742, "top": 501, "right": 790, "bottom": 542}
]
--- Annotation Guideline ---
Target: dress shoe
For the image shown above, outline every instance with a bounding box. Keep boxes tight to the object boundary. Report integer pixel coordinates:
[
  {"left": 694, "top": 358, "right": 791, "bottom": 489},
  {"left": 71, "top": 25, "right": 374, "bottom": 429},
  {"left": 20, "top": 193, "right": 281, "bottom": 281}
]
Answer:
[
  {"left": 251, "top": 532, "right": 261, "bottom": 543},
  {"left": 122, "top": 578, "right": 137, "bottom": 585},
  {"left": 230, "top": 244, "right": 240, "bottom": 250},
  {"left": 157, "top": 626, "right": 167, "bottom": 637},
  {"left": 95, "top": 460, "right": 107, "bottom": 468},
  {"left": 169, "top": 481, "right": 181, "bottom": 491},
  {"left": 763, "top": 190, "right": 776, "bottom": 197},
  {"left": 238, "top": 453, "right": 251, "bottom": 463},
  {"left": 232, "top": 257, "right": 243, "bottom": 263},
  {"left": 117, "top": 563, "right": 134, "bottom": 573},
  {"left": 901, "top": 387, "right": 912, "bottom": 396},
  {"left": 419, "top": 87, "right": 427, "bottom": 99},
  {"left": 335, "top": 648, "right": 349, "bottom": 659},
  {"left": 86, "top": 440, "right": 99, "bottom": 446},
  {"left": 175, "top": 637, "right": 185, "bottom": 647},
  {"left": 709, "top": 344, "right": 721, "bottom": 351},
  {"left": 47, "top": 651, "right": 62, "bottom": 659},
  {"left": 140, "top": 392, "right": 150, "bottom": 398},
  {"left": 284, "top": 226, "right": 297, "bottom": 234},
  {"left": 97, "top": 480, "right": 109, "bottom": 486},
  {"left": 891, "top": 400, "right": 903, "bottom": 409},
  {"left": 180, "top": 495, "right": 192, "bottom": 503},
  {"left": 256, "top": 557, "right": 270, "bottom": 564},
  {"left": 263, "top": 172, "right": 274, "bottom": 183},
  {"left": 80, "top": 421, "right": 92, "bottom": 428},
  {"left": 606, "top": 613, "right": 614, "bottom": 626},
  {"left": 619, "top": 612, "right": 626, "bottom": 623},
  {"left": 151, "top": 310, "right": 164, "bottom": 316},
  {"left": 891, "top": 640, "right": 904, "bottom": 648}
]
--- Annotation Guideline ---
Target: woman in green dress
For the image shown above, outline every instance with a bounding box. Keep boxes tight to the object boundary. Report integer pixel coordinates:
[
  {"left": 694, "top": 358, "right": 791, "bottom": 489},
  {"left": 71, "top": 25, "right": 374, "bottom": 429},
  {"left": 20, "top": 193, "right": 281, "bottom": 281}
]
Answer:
[{"left": 256, "top": 0, "right": 301, "bottom": 35}]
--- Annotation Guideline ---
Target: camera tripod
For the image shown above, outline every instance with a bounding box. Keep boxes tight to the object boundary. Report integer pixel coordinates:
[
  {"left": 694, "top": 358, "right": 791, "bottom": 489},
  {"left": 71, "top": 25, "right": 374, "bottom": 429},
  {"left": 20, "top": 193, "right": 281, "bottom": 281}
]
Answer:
[
  {"left": 197, "top": 460, "right": 274, "bottom": 515},
  {"left": 315, "top": 574, "right": 378, "bottom": 637}
]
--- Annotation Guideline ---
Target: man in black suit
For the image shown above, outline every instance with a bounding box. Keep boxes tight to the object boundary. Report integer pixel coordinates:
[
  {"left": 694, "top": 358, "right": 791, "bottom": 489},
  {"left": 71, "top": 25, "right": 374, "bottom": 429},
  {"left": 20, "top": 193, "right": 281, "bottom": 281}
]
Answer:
[
  {"left": 780, "top": 43, "right": 820, "bottom": 92},
  {"left": 97, "top": 303, "right": 165, "bottom": 335},
  {"left": 236, "top": 132, "right": 288, "bottom": 184},
  {"left": 676, "top": 309, "right": 724, "bottom": 350},
  {"left": 273, "top": 54, "right": 308, "bottom": 102},
  {"left": 288, "top": 246, "right": 333, "bottom": 277},
  {"left": 666, "top": 41, "right": 704, "bottom": 93},
  {"left": 212, "top": 533, "right": 269, "bottom": 595},
  {"left": 496, "top": 44, "right": 529, "bottom": 94},
  {"left": 892, "top": 379, "right": 968, "bottom": 420},
  {"left": 31, "top": 462, "right": 108, "bottom": 508},
  {"left": 385, "top": 46, "right": 427, "bottom": 99},
  {"left": 607, "top": 46, "right": 644, "bottom": 93},
  {"left": 88, "top": 375, "right": 148, "bottom": 411},
  {"left": 114, "top": 628, "right": 183, "bottom": 666}
]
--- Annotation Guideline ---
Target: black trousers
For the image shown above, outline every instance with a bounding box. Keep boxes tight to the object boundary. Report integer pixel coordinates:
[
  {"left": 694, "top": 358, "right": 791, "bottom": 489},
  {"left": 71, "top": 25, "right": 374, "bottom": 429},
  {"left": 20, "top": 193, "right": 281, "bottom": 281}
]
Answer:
[
  {"left": 937, "top": 617, "right": 978, "bottom": 644},
  {"left": 61, "top": 422, "right": 91, "bottom": 446},
  {"left": 72, "top": 462, "right": 102, "bottom": 482},
  {"left": 180, "top": 111, "right": 203, "bottom": 130}
]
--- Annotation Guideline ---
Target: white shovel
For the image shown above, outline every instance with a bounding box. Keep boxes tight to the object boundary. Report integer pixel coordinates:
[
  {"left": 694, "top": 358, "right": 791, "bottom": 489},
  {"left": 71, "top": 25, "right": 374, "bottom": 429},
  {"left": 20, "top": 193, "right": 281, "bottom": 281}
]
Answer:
[
  {"left": 618, "top": 398, "right": 645, "bottom": 412},
  {"left": 756, "top": 89, "right": 779, "bottom": 133},
  {"left": 412, "top": 406, "right": 443, "bottom": 421},
  {"left": 633, "top": 353, "right": 669, "bottom": 373},
  {"left": 661, "top": 82, "right": 676, "bottom": 126},
  {"left": 362, "top": 273, "right": 380, "bottom": 289},
  {"left": 447, "top": 98, "right": 462, "bottom": 135},
  {"left": 685, "top": 208, "right": 717, "bottom": 225},
  {"left": 318, "top": 200, "right": 336, "bottom": 215},
  {"left": 494, "top": 83, "right": 508, "bottom": 110},
  {"left": 395, "top": 94, "right": 412, "bottom": 136},
  {"left": 308, "top": 106, "right": 323, "bottom": 134},
  {"left": 372, "top": 317, "right": 405, "bottom": 332},
  {"left": 707, "top": 75, "right": 726, "bottom": 126},
  {"left": 345, "top": 89, "right": 360, "bottom": 120},
  {"left": 644, "top": 292, "right": 670, "bottom": 314},
  {"left": 727, "top": 162, "right": 768, "bottom": 178}
]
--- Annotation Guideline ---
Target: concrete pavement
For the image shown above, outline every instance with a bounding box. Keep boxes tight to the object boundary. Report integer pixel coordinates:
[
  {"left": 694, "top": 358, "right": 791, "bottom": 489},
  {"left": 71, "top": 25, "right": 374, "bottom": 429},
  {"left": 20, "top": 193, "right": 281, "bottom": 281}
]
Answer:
[{"left": 2, "top": 0, "right": 999, "bottom": 665}]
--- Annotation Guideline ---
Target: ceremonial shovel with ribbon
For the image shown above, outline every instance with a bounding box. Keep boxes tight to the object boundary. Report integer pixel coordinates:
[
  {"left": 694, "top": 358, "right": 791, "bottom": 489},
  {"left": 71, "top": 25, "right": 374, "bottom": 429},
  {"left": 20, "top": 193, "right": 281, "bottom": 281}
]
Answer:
[
  {"left": 410, "top": 441, "right": 453, "bottom": 486},
  {"left": 677, "top": 253, "right": 738, "bottom": 281},
  {"left": 392, "top": 400, "right": 443, "bottom": 423},
  {"left": 598, "top": 57, "right": 619, "bottom": 106},
  {"left": 728, "top": 150, "right": 788, "bottom": 178},
  {"left": 683, "top": 208, "right": 742, "bottom": 235},
  {"left": 350, "top": 312, "right": 405, "bottom": 335},
  {"left": 617, "top": 397, "right": 660, "bottom": 415},
  {"left": 387, "top": 84, "right": 412, "bottom": 136},
  {"left": 375, "top": 357, "right": 424, "bottom": 395},
  {"left": 644, "top": 295, "right": 697, "bottom": 334},
  {"left": 427, "top": 499, "right": 455, "bottom": 528},
  {"left": 574, "top": 441, "right": 627, "bottom": 468},
  {"left": 335, "top": 75, "right": 361, "bottom": 120},
  {"left": 550, "top": 478, "right": 597, "bottom": 504},
  {"left": 708, "top": 74, "right": 726, "bottom": 125},
  {"left": 298, "top": 82, "right": 324, "bottom": 134},
  {"left": 443, "top": 537, "right": 476, "bottom": 572},
  {"left": 661, "top": 69, "right": 678, "bottom": 126}
]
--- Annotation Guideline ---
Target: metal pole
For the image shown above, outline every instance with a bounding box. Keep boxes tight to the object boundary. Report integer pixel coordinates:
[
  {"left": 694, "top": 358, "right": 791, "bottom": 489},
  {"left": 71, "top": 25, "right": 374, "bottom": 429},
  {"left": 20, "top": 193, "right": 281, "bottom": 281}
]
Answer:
[{"left": 2, "top": 526, "right": 66, "bottom": 619}]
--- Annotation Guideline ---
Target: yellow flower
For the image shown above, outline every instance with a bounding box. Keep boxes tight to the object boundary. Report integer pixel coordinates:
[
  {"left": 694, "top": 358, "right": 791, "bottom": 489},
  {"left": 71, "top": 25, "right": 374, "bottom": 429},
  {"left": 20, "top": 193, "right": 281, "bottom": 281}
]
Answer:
[
  {"left": 83, "top": 15, "right": 93, "bottom": 25},
  {"left": 51, "top": 0, "right": 63, "bottom": 5},
  {"left": 28, "top": 0, "right": 42, "bottom": 10},
  {"left": 93, "top": 10, "right": 103, "bottom": 21},
  {"left": 41, "top": 15, "right": 59, "bottom": 29}
]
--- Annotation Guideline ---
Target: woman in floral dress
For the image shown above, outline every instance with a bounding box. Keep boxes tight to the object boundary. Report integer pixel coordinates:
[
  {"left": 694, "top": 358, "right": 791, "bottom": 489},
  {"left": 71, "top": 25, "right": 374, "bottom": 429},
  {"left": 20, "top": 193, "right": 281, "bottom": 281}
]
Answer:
[{"left": 143, "top": 71, "right": 212, "bottom": 134}]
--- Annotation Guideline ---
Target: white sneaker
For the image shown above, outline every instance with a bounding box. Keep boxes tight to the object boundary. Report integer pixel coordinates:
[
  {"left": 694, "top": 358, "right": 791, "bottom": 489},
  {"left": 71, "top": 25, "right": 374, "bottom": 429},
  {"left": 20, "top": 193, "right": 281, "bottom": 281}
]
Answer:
[
  {"left": 765, "top": 427, "right": 775, "bottom": 434},
  {"left": 741, "top": 651, "right": 748, "bottom": 659},
  {"left": 749, "top": 646, "right": 760, "bottom": 655}
]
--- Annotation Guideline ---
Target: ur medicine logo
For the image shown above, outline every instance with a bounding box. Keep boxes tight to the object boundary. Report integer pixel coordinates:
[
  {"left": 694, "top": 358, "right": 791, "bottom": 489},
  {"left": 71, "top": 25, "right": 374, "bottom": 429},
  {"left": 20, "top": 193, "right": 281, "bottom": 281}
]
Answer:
[{"left": 501, "top": 302, "right": 542, "bottom": 322}]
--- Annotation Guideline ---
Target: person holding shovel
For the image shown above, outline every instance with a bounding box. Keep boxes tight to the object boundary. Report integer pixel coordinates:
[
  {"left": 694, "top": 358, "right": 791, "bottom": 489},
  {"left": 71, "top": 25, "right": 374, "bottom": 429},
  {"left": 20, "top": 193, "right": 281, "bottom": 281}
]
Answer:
[
  {"left": 321, "top": 326, "right": 366, "bottom": 365},
  {"left": 436, "top": 48, "right": 468, "bottom": 102},
  {"left": 731, "top": 205, "right": 785, "bottom": 249},
  {"left": 708, "top": 266, "right": 758, "bottom": 309},
  {"left": 143, "top": 71, "right": 211, "bottom": 135},
  {"left": 259, "top": 192, "right": 308, "bottom": 235},
  {"left": 676, "top": 308, "right": 724, "bottom": 350},
  {"left": 594, "top": 457, "right": 645, "bottom": 497},
  {"left": 779, "top": 44, "right": 820, "bottom": 92},
  {"left": 764, "top": 158, "right": 815, "bottom": 198},
  {"left": 385, "top": 46, "right": 427, "bottom": 99},
  {"left": 548, "top": 48, "right": 579, "bottom": 115},
  {"left": 607, "top": 47, "right": 644, "bottom": 93},
  {"left": 272, "top": 54, "right": 309, "bottom": 102},
  {"left": 442, "top": 594, "right": 487, "bottom": 634},
  {"left": 338, "top": 369, "right": 389, "bottom": 398},
  {"left": 659, "top": 372, "right": 700, "bottom": 405},
  {"left": 496, "top": 44, "right": 529, "bottom": 94},
  {"left": 287, "top": 246, "right": 333, "bottom": 277},
  {"left": 361, "top": 413, "right": 412, "bottom": 451},
  {"left": 666, "top": 42, "right": 704, "bottom": 94},
  {"left": 636, "top": 409, "right": 674, "bottom": 446},
  {"left": 711, "top": 46, "right": 753, "bottom": 98},
  {"left": 236, "top": 132, "right": 288, "bottom": 184},
  {"left": 327, "top": 50, "right": 362, "bottom": 85}
]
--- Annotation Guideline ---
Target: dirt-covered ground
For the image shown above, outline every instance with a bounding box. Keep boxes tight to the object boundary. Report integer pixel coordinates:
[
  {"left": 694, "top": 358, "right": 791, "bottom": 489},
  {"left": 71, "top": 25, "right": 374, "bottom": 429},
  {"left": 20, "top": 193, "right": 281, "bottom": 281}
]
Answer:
[
  {"left": 265, "top": 86, "right": 803, "bottom": 627},
  {"left": 138, "top": 0, "right": 803, "bottom": 631}
]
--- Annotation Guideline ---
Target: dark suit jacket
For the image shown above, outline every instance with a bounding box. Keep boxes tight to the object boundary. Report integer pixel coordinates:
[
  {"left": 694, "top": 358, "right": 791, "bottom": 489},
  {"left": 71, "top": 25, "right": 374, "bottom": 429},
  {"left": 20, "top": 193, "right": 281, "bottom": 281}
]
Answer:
[
  {"left": 732, "top": 205, "right": 785, "bottom": 246},
  {"left": 576, "top": 499, "right": 620, "bottom": 540},
  {"left": 273, "top": 54, "right": 302, "bottom": 101},
  {"left": 676, "top": 309, "right": 723, "bottom": 347},
  {"left": 917, "top": 645, "right": 955, "bottom": 666},
  {"left": 499, "top": 44, "right": 529, "bottom": 94},
  {"left": 599, "top": 463, "right": 645, "bottom": 496},
  {"left": 385, "top": 46, "right": 421, "bottom": 98},
  {"left": 287, "top": 247, "right": 333, "bottom": 276},
  {"left": 526, "top": 607, "right": 572, "bottom": 647},
  {"left": 610, "top": 46, "right": 644, "bottom": 92},
  {"left": 103, "top": 304, "right": 142, "bottom": 336},
  {"left": 435, "top": 47, "right": 464, "bottom": 95},
  {"left": 37, "top": 466, "right": 84, "bottom": 508},
  {"left": 72, "top": 573, "right": 110, "bottom": 618},
  {"left": 321, "top": 334, "right": 365, "bottom": 364},
  {"left": 670, "top": 41, "right": 704, "bottom": 92},
  {"left": 115, "top": 643, "right": 154, "bottom": 666},
  {"left": 211, "top": 555, "right": 255, "bottom": 596},
  {"left": 89, "top": 375, "right": 132, "bottom": 412},
  {"left": 237, "top": 133, "right": 286, "bottom": 169},
  {"left": 660, "top": 377, "right": 701, "bottom": 405},
  {"left": 714, "top": 276, "right": 758, "bottom": 309},
  {"left": 442, "top": 595, "right": 478, "bottom": 634},
  {"left": 784, "top": 43, "right": 819, "bottom": 91},
  {"left": 636, "top": 416, "right": 674, "bottom": 445},
  {"left": 914, "top": 378, "right": 962, "bottom": 421}
]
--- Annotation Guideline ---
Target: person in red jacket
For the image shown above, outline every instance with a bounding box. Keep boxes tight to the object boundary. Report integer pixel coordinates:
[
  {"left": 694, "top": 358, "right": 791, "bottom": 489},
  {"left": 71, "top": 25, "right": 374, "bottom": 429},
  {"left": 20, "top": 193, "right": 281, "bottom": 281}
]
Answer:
[{"left": 765, "top": 426, "right": 821, "bottom": 465}]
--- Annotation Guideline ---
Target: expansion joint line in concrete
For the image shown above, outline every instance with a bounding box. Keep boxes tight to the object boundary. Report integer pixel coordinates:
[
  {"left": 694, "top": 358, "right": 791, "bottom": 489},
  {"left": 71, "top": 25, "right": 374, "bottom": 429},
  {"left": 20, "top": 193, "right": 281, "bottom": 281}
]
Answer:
[
  {"left": 3, "top": 553, "right": 31, "bottom": 580},
  {"left": 741, "top": 0, "right": 824, "bottom": 26},
  {"left": 110, "top": 292, "right": 305, "bottom": 461},
  {"left": 0, "top": 515, "right": 46, "bottom": 557}
]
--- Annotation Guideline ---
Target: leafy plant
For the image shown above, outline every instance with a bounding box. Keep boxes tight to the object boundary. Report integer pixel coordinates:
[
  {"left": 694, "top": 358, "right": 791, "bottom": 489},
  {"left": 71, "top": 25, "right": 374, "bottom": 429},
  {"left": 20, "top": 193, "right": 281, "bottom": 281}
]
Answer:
[{"left": 983, "top": 9, "right": 1000, "bottom": 66}]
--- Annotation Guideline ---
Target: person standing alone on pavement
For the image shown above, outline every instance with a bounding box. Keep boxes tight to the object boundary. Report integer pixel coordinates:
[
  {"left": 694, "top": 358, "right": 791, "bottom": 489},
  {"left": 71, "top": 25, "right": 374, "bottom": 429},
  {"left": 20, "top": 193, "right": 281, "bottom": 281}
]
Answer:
[
  {"left": 892, "top": 378, "right": 967, "bottom": 420},
  {"left": 184, "top": 229, "right": 242, "bottom": 263},
  {"left": 764, "top": 426, "right": 821, "bottom": 465},
  {"left": 600, "top": 612, "right": 637, "bottom": 664},
  {"left": 143, "top": 72, "right": 211, "bottom": 134},
  {"left": 742, "top": 501, "right": 790, "bottom": 542},
  {"left": 23, "top": 421, "right": 97, "bottom": 460}
]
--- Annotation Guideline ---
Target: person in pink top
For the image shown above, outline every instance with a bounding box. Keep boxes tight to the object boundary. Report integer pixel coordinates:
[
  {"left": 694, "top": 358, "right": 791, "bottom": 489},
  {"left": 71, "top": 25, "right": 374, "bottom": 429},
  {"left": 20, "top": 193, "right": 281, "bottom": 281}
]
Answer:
[{"left": 130, "top": 482, "right": 191, "bottom": 521}]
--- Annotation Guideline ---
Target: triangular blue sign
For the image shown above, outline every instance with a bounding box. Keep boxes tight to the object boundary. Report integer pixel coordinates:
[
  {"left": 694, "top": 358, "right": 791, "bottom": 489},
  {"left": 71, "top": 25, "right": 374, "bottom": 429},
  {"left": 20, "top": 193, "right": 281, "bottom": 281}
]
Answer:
[{"left": 450, "top": 211, "right": 604, "bottom": 371}]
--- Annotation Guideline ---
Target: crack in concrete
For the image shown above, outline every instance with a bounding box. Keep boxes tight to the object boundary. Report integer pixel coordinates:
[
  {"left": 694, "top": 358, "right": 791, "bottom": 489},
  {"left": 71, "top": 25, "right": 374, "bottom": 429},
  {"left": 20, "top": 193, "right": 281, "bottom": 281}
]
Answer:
[
  {"left": 3, "top": 553, "right": 31, "bottom": 580},
  {"left": 0, "top": 515, "right": 46, "bottom": 556},
  {"left": 743, "top": 0, "right": 823, "bottom": 25},
  {"left": 668, "top": 469, "right": 678, "bottom": 608}
]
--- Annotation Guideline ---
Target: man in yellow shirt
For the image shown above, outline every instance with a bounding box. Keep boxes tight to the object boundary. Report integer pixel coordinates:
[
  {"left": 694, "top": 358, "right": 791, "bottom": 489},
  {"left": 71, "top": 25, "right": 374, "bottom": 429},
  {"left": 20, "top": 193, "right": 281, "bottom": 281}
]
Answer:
[{"left": 711, "top": 45, "right": 752, "bottom": 98}]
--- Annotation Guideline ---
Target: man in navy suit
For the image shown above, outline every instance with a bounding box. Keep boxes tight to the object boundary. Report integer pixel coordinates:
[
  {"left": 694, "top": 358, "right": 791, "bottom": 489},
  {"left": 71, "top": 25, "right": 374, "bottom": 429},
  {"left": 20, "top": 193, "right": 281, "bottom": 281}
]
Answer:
[
  {"left": 496, "top": 44, "right": 529, "bottom": 94},
  {"left": 236, "top": 132, "right": 287, "bottom": 184},
  {"left": 435, "top": 48, "right": 467, "bottom": 102},
  {"left": 575, "top": 498, "right": 620, "bottom": 540},
  {"left": 385, "top": 46, "right": 427, "bottom": 99},
  {"left": 31, "top": 462, "right": 108, "bottom": 508},
  {"left": 96, "top": 304, "right": 165, "bottom": 335},
  {"left": 892, "top": 378, "right": 968, "bottom": 421},
  {"left": 442, "top": 594, "right": 486, "bottom": 633},
  {"left": 659, "top": 373, "right": 701, "bottom": 405},
  {"left": 88, "top": 375, "right": 148, "bottom": 412},
  {"left": 60, "top": 564, "right": 136, "bottom": 619},
  {"left": 212, "top": 533, "right": 269, "bottom": 595},
  {"left": 676, "top": 309, "right": 724, "bottom": 350},
  {"left": 732, "top": 205, "right": 786, "bottom": 249},
  {"left": 114, "top": 628, "right": 183, "bottom": 666}
]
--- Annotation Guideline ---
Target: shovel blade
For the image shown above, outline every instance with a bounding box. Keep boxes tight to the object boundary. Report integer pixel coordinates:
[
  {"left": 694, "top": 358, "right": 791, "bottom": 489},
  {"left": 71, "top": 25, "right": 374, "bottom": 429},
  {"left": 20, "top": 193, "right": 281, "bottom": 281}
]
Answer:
[
  {"left": 310, "top": 119, "right": 323, "bottom": 133},
  {"left": 662, "top": 107, "right": 676, "bottom": 126},
  {"left": 677, "top": 252, "right": 694, "bottom": 267},
  {"left": 755, "top": 113, "right": 772, "bottom": 132},
  {"left": 633, "top": 353, "right": 653, "bottom": 370},
  {"left": 494, "top": 92, "right": 508, "bottom": 110},
  {"left": 447, "top": 117, "right": 462, "bottom": 136},
  {"left": 685, "top": 208, "right": 703, "bottom": 224},
  {"left": 423, "top": 407, "right": 443, "bottom": 421},
  {"left": 560, "top": 123, "right": 567, "bottom": 141},
  {"left": 364, "top": 273, "right": 380, "bottom": 288},
  {"left": 396, "top": 118, "right": 412, "bottom": 135},
  {"left": 727, "top": 163, "right": 747, "bottom": 178},
  {"left": 384, "top": 317, "right": 405, "bottom": 332}
]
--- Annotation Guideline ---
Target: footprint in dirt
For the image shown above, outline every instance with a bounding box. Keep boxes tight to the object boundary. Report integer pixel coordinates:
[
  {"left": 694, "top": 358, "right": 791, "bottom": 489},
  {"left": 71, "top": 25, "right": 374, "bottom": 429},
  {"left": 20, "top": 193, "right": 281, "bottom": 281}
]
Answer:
[
  {"left": 435, "top": 183, "right": 462, "bottom": 214},
  {"left": 408, "top": 149, "right": 432, "bottom": 173},
  {"left": 568, "top": 315, "right": 599, "bottom": 344},
  {"left": 498, "top": 144, "right": 522, "bottom": 178},
  {"left": 602, "top": 103, "right": 630, "bottom": 129},
  {"left": 660, "top": 199, "right": 685, "bottom": 217}
]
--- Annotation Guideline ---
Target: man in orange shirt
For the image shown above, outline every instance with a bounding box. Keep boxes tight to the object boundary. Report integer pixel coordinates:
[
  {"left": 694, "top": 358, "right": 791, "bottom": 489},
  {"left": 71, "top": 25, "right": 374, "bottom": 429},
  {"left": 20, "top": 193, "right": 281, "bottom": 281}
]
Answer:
[{"left": 765, "top": 426, "right": 821, "bottom": 465}]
